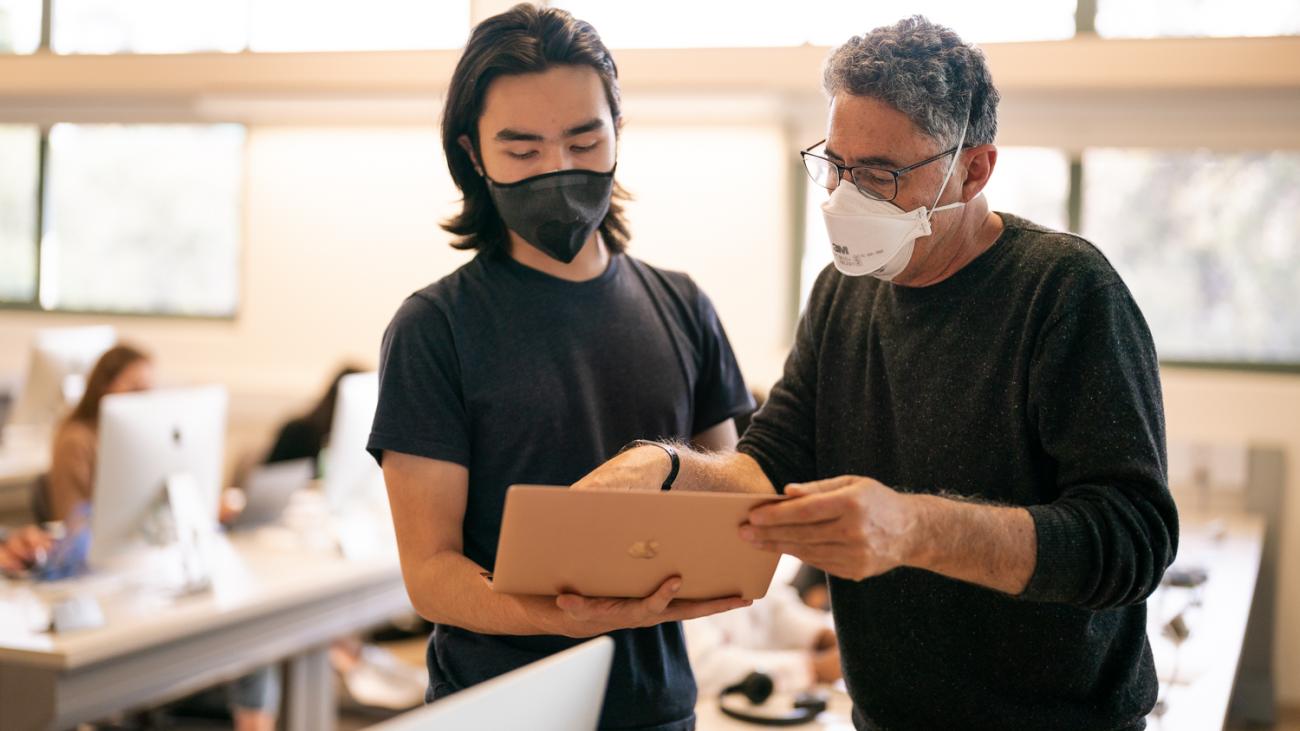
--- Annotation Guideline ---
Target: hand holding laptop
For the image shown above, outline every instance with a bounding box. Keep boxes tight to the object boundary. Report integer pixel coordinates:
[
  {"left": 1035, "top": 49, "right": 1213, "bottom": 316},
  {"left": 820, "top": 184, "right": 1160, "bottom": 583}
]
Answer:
[
  {"left": 490, "top": 485, "right": 786, "bottom": 636},
  {"left": 550, "top": 575, "right": 752, "bottom": 638}
]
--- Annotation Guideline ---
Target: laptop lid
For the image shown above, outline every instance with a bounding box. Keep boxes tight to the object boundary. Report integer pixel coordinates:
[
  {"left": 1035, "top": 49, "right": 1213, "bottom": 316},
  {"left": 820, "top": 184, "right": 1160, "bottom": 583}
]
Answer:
[
  {"left": 491, "top": 486, "right": 786, "bottom": 601},
  {"left": 234, "top": 458, "right": 314, "bottom": 528}
]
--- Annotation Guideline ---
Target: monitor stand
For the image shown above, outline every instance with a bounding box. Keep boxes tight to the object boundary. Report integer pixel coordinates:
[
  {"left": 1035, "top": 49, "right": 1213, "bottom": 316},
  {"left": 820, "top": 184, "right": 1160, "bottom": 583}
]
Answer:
[{"left": 163, "top": 472, "right": 217, "bottom": 595}]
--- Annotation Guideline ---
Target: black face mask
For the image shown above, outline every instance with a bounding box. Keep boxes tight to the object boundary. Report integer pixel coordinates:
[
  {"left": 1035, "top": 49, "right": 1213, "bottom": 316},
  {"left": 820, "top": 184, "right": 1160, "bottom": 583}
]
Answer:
[{"left": 485, "top": 167, "right": 615, "bottom": 264}]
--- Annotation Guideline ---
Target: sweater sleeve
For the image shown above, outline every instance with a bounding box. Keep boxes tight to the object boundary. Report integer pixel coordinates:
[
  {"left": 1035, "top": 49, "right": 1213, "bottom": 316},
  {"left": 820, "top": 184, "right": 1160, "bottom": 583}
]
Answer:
[{"left": 1020, "top": 282, "right": 1179, "bottom": 609}]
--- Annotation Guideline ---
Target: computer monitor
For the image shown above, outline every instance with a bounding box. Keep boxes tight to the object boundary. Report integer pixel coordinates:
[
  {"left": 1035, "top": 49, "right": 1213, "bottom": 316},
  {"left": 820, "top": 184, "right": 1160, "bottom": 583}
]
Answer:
[
  {"left": 89, "top": 385, "right": 228, "bottom": 569},
  {"left": 323, "top": 371, "right": 383, "bottom": 512},
  {"left": 322, "top": 371, "right": 393, "bottom": 558},
  {"left": 368, "top": 637, "right": 614, "bottom": 731},
  {"left": 11, "top": 326, "right": 117, "bottom": 428}
]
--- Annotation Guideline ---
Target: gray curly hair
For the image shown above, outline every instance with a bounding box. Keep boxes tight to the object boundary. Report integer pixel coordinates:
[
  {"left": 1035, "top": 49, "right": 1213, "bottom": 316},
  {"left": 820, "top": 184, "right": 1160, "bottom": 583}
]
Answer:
[{"left": 823, "top": 15, "right": 1000, "bottom": 149}]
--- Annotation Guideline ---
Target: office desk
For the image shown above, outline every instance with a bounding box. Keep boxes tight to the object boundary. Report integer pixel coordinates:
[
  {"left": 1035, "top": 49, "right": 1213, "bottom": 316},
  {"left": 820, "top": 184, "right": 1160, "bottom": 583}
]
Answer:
[
  {"left": 1148, "top": 513, "right": 1265, "bottom": 731},
  {"left": 0, "top": 525, "right": 410, "bottom": 731}
]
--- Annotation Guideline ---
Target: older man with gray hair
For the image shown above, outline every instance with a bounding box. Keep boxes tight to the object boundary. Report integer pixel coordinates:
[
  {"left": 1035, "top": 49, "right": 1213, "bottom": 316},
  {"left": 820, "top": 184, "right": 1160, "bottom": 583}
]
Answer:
[{"left": 574, "top": 15, "right": 1178, "bottom": 730}]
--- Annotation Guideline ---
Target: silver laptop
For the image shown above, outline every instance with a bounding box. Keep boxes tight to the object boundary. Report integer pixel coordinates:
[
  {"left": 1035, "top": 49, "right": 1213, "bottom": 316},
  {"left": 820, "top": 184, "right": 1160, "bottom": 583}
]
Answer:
[
  {"left": 232, "top": 458, "right": 314, "bottom": 529},
  {"left": 366, "top": 637, "right": 614, "bottom": 731}
]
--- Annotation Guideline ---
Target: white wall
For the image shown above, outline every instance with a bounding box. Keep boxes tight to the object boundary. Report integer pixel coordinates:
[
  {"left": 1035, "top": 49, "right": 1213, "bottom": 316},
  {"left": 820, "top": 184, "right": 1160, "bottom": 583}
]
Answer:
[{"left": 616, "top": 121, "right": 795, "bottom": 391}]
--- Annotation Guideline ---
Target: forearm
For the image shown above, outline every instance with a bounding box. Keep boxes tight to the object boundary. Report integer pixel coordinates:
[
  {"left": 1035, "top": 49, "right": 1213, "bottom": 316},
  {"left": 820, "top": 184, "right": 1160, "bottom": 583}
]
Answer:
[
  {"left": 580, "top": 443, "right": 776, "bottom": 495},
  {"left": 906, "top": 494, "right": 1037, "bottom": 595},
  {"left": 403, "top": 550, "right": 581, "bottom": 637},
  {"left": 671, "top": 448, "right": 776, "bottom": 495}
]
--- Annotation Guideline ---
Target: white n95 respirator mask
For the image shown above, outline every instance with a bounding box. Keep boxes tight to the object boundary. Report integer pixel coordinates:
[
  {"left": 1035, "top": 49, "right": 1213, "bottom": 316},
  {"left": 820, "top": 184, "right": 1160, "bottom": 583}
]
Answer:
[
  {"left": 821, "top": 187, "right": 968, "bottom": 279},
  {"left": 819, "top": 113, "right": 971, "bottom": 280}
]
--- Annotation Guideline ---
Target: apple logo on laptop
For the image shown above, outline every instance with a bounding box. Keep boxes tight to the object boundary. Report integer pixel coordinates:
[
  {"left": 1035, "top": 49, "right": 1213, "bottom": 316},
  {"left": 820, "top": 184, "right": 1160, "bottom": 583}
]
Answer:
[{"left": 627, "top": 540, "right": 660, "bottom": 560}]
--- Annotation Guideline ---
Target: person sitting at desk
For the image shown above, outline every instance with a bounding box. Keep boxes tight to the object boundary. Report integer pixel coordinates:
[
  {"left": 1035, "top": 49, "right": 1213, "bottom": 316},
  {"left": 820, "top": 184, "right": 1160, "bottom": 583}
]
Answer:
[
  {"left": 264, "top": 365, "right": 362, "bottom": 474},
  {"left": 254, "top": 364, "right": 428, "bottom": 711},
  {"left": 38, "top": 343, "right": 280, "bottom": 731},
  {"left": 44, "top": 344, "right": 155, "bottom": 522}
]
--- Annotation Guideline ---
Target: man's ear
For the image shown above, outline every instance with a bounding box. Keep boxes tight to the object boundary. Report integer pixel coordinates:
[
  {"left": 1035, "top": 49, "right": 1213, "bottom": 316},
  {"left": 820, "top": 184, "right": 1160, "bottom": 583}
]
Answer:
[
  {"left": 458, "top": 134, "right": 484, "bottom": 176},
  {"left": 960, "top": 144, "right": 997, "bottom": 202}
]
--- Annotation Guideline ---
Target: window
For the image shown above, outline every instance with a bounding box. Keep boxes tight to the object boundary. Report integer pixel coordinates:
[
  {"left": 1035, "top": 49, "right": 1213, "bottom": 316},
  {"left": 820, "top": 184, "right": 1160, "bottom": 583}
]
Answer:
[
  {"left": 981, "top": 147, "right": 1071, "bottom": 232},
  {"left": 799, "top": 147, "right": 1072, "bottom": 307},
  {"left": 1096, "top": 0, "right": 1300, "bottom": 38},
  {"left": 807, "top": 0, "right": 1077, "bottom": 45},
  {"left": 51, "top": 0, "right": 470, "bottom": 54},
  {"left": 0, "top": 0, "right": 41, "bottom": 53},
  {"left": 51, "top": 0, "right": 248, "bottom": 54},
  {"left": 554, "top": 0, "right": 1076, "bottom": 48},
  {"left": 40, "top": 124, "right": 245, "bottom": 316},
  {"left": 0, "top": 125, "right": 39, "bottom": 302},
  {"left": 1083, "top": 149, "right": 1300, "bottom": 366},
  {"left": 248, "top": 0, "right": 470, "bottom": 52}
]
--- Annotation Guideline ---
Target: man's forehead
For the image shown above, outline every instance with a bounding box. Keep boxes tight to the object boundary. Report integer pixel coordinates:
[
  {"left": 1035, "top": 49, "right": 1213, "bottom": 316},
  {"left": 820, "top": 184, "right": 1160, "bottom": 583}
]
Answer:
[{"left": 826, "top": 94, "right": 930, "bottom": 164}]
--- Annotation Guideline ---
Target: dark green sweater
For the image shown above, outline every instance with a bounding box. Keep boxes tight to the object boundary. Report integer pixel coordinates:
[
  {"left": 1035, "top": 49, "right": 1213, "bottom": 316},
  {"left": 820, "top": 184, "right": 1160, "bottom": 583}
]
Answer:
[{"left": 738, "top": 214, "right": 1178, "bottom": 731}]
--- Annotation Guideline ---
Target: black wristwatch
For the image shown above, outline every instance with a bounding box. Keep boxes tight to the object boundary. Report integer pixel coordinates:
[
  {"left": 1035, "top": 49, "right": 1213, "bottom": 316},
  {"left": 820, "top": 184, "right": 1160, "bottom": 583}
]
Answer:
[{"left": 620, "top": 440, "right": 680, "bottom": 491}]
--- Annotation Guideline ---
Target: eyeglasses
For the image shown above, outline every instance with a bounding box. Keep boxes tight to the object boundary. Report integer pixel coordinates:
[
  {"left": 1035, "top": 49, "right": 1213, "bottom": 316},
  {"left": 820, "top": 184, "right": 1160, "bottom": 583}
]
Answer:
[{"left": 800, "top": 140, "right": 964, "bottom": 203}]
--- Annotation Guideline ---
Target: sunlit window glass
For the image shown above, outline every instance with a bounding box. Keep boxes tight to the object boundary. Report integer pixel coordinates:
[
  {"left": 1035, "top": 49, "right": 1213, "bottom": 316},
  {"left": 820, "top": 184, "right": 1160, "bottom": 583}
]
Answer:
[
  {"left": 1096, "top": 0, "right": 1300, "bottom": 38},
  {"left": 41, "top": 124, "right": 245, "bottom": 316},
  {"left": 0, "top": 125, "right": 39, "bottom": 302},
  {"left": 800, "top": 147, "right": 1071, "bottom": 307},
  {"left": 1083, "top": 149, "right": 1300, "bottom": 365},
  {"left": 556, "top": 0, "right": 1076, "bottom": 48},
  {"left": 809, "top": 0, "right": 1077, "bottom": 45},
  {"left": 248, "top": 0, "right": 470, "bottom": 52},
  {"left": 0, "top": 0, "right": 42, "bottom": 53},
  {"left": 981, "top": 147, "right": 1070, "bottom": 232},
  {"left": 52, "top": 0, "right": 247, "bottom": 54}
]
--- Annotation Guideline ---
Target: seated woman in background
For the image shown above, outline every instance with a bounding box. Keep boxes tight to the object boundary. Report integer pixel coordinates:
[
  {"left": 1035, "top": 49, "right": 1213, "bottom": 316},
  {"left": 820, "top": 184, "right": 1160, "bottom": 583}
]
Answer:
[
  {"left": 44, "top": 344, "right": 155, "bottom": 522},
  {"left": 40, "top": 343, "right": 280, "bottom": 731},
  {"left": 264, "top": 365, "right": 362, "bottom": 473}
]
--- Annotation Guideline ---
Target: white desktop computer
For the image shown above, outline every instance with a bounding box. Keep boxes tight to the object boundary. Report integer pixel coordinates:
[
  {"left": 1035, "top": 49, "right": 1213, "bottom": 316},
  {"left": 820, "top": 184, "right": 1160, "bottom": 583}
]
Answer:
[
  {"left": 11, "top": 326, "right": 117, "bottom": 429},
  {"left": 323, "top": 371, "right": 383, "bottom": 511},
  {"left": 321, "top": 371, "right": 393, "bottom": 559},
  {"left": 89, "top": 385, "right": 228, "bottom": 577},
  {"left": 368, "top": 637, "right": 614, "bottom": 731}
]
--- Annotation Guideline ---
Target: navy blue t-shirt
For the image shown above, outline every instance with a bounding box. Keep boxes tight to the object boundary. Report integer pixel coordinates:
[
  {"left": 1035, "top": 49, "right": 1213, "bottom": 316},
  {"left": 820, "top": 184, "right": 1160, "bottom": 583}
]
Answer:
[{"left": 367, "top": 250, "right": 753, "bottom": 731}]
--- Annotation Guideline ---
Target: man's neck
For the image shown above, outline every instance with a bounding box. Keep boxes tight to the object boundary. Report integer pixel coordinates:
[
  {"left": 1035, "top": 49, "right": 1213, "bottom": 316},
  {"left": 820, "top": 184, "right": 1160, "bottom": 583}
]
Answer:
[
  {"left": 507, "top": 232, "right": 610, "bottom": 282},
  {"left": 894, "top": 198, "right": 1002, "bottom": 288}
]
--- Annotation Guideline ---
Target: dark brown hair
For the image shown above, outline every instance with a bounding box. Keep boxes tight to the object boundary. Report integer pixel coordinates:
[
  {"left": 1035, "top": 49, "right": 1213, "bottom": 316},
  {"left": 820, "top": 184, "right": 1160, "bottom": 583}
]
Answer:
[
  {"left": 303, "top": 365, "right": 365, "bottom": 438},
  {"left": 66, "top": 344, "right": 150, "bottom": 427},
  {"left": 441, "top": 3, "right": 631, "bottom": 255}
]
